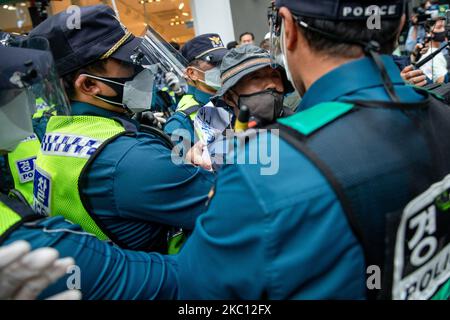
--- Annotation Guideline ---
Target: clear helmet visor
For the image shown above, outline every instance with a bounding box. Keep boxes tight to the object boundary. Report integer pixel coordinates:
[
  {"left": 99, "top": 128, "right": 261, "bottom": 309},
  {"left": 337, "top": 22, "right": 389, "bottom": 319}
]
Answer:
[
  {"left": 268, "top": 2, "right": 283, "bottom": 67},
  {"left": 133, "top": 25, "right": 188, "bottom": 83},
  {"left": 0, "top": 37, "right": 70, "bottom": 151},
  {"left": 0, "top": 90, "right": 35, "bottom": 152},
  {"left": 10, "top": 36, "right": 71, "bottom": 117}
]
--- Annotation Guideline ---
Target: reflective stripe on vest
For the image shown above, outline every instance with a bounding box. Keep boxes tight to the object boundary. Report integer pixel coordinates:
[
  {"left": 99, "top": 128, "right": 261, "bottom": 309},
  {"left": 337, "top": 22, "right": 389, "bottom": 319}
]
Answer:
[
  {"left": 176, "top": 94, "right": 200, "bottom": 121},
  {"left": 7, "top": 134, "right": 41, "bottom": 206},
  {"left": 33, "top": 116, "right": 128, "bottom": 241}
]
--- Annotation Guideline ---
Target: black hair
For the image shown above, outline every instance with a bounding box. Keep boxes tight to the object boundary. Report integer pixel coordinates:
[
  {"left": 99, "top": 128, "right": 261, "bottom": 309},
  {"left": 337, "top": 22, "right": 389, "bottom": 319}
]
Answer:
[
  {"left": 188, "top": 59, "right": 203, "bottom": 68},
  {"left": 227, "top": 41, "right": 238, "bottom": 50},
  {"left": 239, "top": 32, "right": 255, "bottom": 42},
  {"left": 296, "top": 16, "right": 402, "bottom": 58}
]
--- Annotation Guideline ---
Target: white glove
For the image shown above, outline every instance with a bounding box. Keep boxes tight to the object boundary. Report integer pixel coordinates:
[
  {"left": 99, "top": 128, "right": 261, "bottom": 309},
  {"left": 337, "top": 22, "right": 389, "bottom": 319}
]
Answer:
[
  {"left": 164, "top": 72, "right": 182, "bottom": 94},
  {"left": 0, "top": 241, "right": 81, "bottom": 300},
  {"left": 153, "top": 112, "right": 167, "bottom": 125}
]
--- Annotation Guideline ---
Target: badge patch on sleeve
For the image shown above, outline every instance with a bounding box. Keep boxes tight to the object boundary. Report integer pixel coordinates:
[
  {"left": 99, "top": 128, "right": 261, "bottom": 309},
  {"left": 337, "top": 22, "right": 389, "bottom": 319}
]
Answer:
[
  {"left": 15, "top": 157, "right": 36, "bottom": 184},
  {"left": 33, "top": 167, "right": 52, "bottom": 216},
  {"left": 392, "top": 175, "right": 450, "bottom": 300}
]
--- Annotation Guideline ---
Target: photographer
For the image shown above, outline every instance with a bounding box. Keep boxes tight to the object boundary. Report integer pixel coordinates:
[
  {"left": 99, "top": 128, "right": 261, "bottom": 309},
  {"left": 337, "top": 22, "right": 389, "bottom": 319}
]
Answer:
[
  {"left": 417, "top": 18, "right": 448, "bottom": 83},
  {"left": 405, "top": 3, "right": 429, "bottom": 53}
]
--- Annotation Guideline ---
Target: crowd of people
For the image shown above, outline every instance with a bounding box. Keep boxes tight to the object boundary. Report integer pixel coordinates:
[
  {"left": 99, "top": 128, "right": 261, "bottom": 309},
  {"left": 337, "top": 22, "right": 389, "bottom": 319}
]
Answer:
[{"left": 0, "top": 0, "right": 450, "bottom": 301}]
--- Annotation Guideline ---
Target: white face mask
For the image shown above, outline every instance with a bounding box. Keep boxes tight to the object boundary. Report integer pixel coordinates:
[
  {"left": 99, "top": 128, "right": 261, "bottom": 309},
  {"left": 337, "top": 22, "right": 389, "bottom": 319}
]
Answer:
[
  {"left": 123, "top": 68, "right": 155, "bottom": 113},
  {"left": 0, "top": 91, "right": 34, "bottom": 152},
  {"left": 192, "top": 67, "right": 222, "bottom": 91},
  {"left": 82, "top": 68, "right": 155, "bottom": 114}
]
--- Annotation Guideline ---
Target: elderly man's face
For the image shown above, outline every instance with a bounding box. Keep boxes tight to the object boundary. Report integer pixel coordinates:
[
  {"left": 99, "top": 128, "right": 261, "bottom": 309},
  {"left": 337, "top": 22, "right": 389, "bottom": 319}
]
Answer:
[{"left": 232, "top": 66, "right": 284, "bottom": 96}]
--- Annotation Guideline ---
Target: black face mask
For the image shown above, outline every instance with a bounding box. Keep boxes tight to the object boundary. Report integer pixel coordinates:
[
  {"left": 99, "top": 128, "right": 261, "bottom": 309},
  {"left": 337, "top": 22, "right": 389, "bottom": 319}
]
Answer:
[
  {"left": 83, "top": 74, "right": 135, "bottom": 107},
  {"left": 432, "top": 31, "right": 446, "bottom": 43},
  {"left": 237, "top": 89, "right": 284, "bottom": 125}
]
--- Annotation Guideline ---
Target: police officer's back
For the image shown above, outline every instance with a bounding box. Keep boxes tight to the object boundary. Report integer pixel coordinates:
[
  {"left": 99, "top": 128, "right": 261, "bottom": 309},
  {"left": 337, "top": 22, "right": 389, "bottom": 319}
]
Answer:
[{"left": 175, "top": 0, "right": 450, "bottom": 299}]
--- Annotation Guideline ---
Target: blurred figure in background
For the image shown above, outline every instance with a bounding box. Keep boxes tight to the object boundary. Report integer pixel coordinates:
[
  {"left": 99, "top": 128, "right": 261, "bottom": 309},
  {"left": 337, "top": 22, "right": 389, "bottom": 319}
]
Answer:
[
  {"left": 417, "top": 18, "right": 448, "bottom": 83},
  {"left": 239, "top": 32, "right": 255, "bottom": 46},
  {"left": 227, "top": 41, "right": 238, "bottom": 50}
]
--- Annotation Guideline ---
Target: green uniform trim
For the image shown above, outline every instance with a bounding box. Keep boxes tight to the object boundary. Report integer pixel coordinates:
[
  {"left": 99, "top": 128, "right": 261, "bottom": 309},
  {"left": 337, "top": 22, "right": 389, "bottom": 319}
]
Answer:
[
  {"left": 278, "top": 102, "right": 354, "bottom": 136},
  {"left": 431, "top": 280, "right": 450, "bottom": 300},
  {"left": 167, "top": 231, "right": 187, "bottom": 255}
]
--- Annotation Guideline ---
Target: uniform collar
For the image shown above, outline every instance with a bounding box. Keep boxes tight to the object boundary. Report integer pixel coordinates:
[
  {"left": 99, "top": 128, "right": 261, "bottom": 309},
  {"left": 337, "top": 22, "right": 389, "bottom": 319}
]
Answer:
[
  {"left": 71, "top": 101, "right": 128, "bottom": 119},
  {"left": 70, "top": 101, "right": 140, "bottom": 127},
  {"left": 187, "top": 85, "right": 213, "bottom": 106},
  {"left": 298, "top": 55, "right": 405, "bottom": 111}
]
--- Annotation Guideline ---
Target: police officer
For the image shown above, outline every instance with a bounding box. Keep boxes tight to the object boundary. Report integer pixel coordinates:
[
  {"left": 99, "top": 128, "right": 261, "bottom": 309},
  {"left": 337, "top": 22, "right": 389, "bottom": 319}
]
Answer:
[
  {"left": 164, "top": 34, "right": 228, "bottom": 145},
  {"left": 174, "top": 0, "right": 450, "bottom": 299},
  {"left": 0, "top": 44, "right": 179, "bottom": 300},
  {"left": 29, "top": 5, "right": 214, "bottom": 253},
  {"left": 0, "top": 34, "right": 55, "bottom": 207}
]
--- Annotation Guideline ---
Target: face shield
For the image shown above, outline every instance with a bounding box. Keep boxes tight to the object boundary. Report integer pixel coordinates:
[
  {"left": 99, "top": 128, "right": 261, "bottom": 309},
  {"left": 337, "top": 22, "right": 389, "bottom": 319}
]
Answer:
[
  {"left": 132, "top": 25, "right": 189, "bottom": 89},
  {"left": 268, "top": 2, "right": 283, "bottom": 67},
  {"left": 0, "top": 37, "right": 70, "bottom": 152},
  {"left": 10, "top": 37, "right": 71, "bottom": 117}
]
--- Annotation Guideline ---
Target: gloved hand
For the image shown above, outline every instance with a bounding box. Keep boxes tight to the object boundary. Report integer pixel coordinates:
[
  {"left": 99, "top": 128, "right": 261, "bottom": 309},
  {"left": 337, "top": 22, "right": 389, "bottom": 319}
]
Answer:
[
  {"left": 164, "top": 72, "right": 183, "bottom": 95},
  {"left": 0, "top": 241, "right": 81, "bottom": 300},
  {"left": 134, "top": 111, "right": 167, "bottom": 130}
]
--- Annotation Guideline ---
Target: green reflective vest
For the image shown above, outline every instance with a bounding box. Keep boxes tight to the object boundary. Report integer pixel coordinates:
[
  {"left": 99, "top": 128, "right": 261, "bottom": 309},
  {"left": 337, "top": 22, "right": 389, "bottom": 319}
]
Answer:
[
  {"left": 33, "top": 115, "right": 128, "bottom": 241},
  {"left": 0, "top": 193, "right": 41, "bottom": 244},
  {"left": 4, "top": 98, "right": 55, "bottom": 206},
  {"left": 32, "top": 97, "right": 56, "bottom": 119},
  {"left": 7, "top": 135, "right": 41, "bottom": 206},
  {"left": 0, "top": 200, "right": 22, "bottom": 240},
  {"left": 176, "top": 94, "right": 201, "bottom": 121},
  {"left": 176, "top": 94, "right": 207, "bottom": 142}
]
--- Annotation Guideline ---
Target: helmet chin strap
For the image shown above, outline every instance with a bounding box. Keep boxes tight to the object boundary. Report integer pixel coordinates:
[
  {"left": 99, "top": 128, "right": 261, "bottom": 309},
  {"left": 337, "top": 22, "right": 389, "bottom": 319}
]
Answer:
[{"left": 295, "top": 18, "right": 400, "bottom": 103}]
